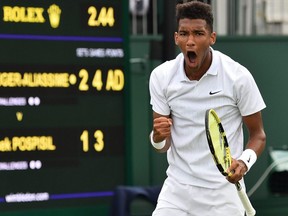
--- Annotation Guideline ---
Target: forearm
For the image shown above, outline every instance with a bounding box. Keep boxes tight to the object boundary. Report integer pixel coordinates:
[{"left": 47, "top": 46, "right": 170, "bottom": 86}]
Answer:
[
  {"left": 239, "top": 130, "right": 266, "bottom": 172},
  {"left": 244, "top": 131, "right": 266, "bottom": 157},
  {"left": 240, "top": 112, "right": 266, "bottom": 171}
]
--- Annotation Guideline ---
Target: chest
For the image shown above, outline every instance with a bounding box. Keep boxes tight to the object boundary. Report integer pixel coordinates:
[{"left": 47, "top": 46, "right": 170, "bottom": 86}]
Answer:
[{"left": 166, "top": 76, "right": 237, "bottom": 125}]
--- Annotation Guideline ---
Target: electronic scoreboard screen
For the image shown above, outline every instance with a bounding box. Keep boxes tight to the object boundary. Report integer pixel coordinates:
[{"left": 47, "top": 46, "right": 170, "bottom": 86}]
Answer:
[{"left": 0, "top": 0, "right": 128, "bottom": 212}]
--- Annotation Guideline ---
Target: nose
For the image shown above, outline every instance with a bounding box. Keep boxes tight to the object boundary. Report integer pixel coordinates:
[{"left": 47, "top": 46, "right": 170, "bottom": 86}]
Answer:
[{"left": 187, "top": 34, "right": 195, "bottom": 46}]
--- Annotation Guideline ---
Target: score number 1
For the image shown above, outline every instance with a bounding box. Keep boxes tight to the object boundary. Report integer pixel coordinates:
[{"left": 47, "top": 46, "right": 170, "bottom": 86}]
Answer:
[{"left": 80, "top": 130, "right": 104, "bottom": 152}]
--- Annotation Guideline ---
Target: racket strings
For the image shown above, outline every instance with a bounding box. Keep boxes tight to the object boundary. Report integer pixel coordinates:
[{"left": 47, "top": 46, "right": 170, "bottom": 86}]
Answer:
[
  {"left": 209, "top": 112, "right": 231, "bottom": 175},
  {"left": 217, "top": 120, "right": 231, "bottom": 172}
]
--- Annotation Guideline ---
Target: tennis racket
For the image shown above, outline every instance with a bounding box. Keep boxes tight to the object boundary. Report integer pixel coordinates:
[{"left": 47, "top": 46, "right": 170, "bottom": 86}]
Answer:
[{"left": 205, "top": 109, "right": 256, "bottom": 216}]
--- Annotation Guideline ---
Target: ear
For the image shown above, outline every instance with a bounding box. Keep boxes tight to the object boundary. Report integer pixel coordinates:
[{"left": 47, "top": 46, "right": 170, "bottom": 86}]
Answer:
[
  {"left": 174, "top": 32, "right": 178, "bottom": 45},
  {"left": 210, "top": 32, "right": 216, "bottom": 45}
]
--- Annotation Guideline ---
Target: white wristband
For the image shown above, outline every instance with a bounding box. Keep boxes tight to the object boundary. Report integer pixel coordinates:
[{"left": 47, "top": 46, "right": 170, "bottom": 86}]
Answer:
[
  {"left": 238, "top": 149, "right": 257, "bottom": 173},
  {"left": 150, "top": 131, "right": 166, "bottom": 150}
]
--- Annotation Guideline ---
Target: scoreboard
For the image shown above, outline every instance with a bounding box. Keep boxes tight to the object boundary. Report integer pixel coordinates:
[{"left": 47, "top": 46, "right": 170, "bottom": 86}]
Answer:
[{"left": 0, "top": 0, "right": 128, "bottom": 211}]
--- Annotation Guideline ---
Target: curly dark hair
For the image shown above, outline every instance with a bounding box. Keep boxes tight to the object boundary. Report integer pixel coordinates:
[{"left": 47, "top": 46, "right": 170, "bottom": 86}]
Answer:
[{"left": 176, "top": 1, "right": 213, "bottom": 32}]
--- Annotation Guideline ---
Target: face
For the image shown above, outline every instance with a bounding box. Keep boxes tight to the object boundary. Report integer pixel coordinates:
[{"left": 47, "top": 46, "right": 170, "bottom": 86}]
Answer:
[{"left": 175, "top": 18, "right": 216, "bottom": 76}]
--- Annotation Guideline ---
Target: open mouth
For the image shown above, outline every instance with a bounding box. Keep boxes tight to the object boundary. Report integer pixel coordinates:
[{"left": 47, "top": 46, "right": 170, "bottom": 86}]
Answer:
[{"left": 187, "top": 51, "right": 197, "bottom": 63}]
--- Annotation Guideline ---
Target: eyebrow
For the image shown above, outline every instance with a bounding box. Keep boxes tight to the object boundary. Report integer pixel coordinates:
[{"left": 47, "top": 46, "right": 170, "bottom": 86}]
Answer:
[{"left": 178, "top": 29, "right": 206, "bottom": 34}]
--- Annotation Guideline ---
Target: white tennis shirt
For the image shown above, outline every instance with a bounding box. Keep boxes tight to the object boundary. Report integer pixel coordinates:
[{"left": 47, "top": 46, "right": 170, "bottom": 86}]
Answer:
[{"left": 149, "top": 48, "right": 266, "bottom": 188}]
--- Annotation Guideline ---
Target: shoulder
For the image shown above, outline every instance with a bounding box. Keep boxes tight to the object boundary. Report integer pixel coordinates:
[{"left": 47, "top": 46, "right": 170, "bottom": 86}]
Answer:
[
  {"left": 150, "top": 53, "right": 183, "bottom": 81},
  {"left": 213, "top": 49, "right": 239, "bottom": 67},
  {"left": 213, "top": 49, "right": 252, "bottom": 80}
]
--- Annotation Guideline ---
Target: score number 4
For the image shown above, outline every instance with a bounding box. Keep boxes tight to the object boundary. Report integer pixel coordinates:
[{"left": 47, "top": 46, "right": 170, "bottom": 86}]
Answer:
[
  {"left": 81, "top": 130, "right": 104, "bottom": 152},
  {"left": 88, "top": 6, "right": 115, "bottom": 27}
]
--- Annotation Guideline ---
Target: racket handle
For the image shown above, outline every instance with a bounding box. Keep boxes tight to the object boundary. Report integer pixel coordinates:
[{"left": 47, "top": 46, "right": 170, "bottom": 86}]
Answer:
[{"left": 235, "top": 182, "right": 256, "bottom": 216}]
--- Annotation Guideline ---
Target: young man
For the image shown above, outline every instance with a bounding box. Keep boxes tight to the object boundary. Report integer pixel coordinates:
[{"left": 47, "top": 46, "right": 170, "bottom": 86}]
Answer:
[{"left": 149, "top": 1, "right": 266, "bottom": 215}]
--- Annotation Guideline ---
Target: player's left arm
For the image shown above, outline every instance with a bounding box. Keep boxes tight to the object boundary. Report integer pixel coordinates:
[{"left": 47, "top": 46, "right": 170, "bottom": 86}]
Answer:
[{"left": 227, "top": 111, "right": 266, "bottom": 183}]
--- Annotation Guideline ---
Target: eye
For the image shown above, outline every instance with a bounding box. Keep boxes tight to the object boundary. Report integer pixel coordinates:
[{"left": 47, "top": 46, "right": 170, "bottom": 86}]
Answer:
[
  {"left": 178, "top": 31, "right": 188, "bottom": 37},
  {"left": 195, "top": 31, "right": 205, "bottom": 36}
]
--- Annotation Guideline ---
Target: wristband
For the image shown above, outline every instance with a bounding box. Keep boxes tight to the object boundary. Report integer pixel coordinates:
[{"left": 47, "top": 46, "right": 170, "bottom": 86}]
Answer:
[
  {"left": 238, "top": 149, "right": 257, "bottom": 173},
  {"left": 150, "top": 131, "right": 166, "bottom": 150}
]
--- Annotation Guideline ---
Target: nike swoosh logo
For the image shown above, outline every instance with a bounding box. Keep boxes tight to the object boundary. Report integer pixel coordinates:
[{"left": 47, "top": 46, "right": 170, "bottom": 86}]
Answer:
[
  {"left": 209, "top": 90, "right": 221, "bottom": 95},
  {"left": 247, "top": 156, "right": 251, "bottom": 163}
]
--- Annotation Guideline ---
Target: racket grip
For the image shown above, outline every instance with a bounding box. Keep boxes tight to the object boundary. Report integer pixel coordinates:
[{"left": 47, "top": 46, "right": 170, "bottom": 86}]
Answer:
[{"left": 235, "top": 182, "right": 256, "bottom": 216}]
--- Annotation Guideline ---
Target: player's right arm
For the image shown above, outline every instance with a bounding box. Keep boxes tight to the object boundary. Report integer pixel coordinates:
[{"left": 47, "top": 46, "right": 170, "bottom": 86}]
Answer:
[{"left": 150, "top": 111, "right": 173, "bottom": 153}]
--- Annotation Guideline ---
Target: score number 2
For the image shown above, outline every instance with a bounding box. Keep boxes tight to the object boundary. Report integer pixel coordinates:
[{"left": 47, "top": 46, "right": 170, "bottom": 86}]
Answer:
[
  {"left": 88, "top": 6, "right": 115, "bottom": 27},
  {"left": 81, "top": 130, "right": 104, "bottom": 152}
]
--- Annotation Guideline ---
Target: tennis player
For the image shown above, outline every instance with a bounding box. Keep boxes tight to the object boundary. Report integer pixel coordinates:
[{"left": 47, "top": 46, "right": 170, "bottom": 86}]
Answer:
[{"left": 149, "top": 1, "right": 266, "bottom": 215}]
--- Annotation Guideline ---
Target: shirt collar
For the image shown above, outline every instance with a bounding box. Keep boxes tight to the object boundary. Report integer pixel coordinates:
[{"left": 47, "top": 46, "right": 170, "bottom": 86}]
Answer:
[{"left": 206, "top": 47, "right": 218, "bottom": 76}]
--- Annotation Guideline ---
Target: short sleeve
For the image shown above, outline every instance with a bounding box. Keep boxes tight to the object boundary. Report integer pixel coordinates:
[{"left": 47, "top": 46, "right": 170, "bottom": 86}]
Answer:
[
  {"left": 149, "top": 66, "right": 171, "bottom": 115},
  {"left": 234, "top": 66, "right": 266, "bottom": 116}
]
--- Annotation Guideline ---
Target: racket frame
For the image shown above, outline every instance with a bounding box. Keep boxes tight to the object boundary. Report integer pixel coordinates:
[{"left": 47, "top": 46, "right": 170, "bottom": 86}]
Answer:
[{"left": 205, "top": 109, "right": 256, "bottom": 216}]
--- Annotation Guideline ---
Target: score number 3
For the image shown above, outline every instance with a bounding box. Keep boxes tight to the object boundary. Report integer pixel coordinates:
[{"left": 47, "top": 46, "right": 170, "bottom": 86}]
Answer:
[
  {"left": 88, "top": 6, "right": 115, "bottom": 27},
  {"left": 81, "top": 130, "right": 104, "bottom": 152}
]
